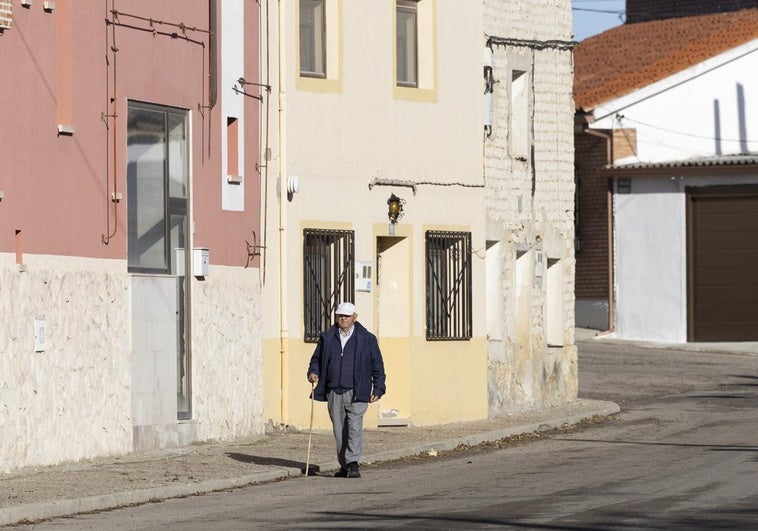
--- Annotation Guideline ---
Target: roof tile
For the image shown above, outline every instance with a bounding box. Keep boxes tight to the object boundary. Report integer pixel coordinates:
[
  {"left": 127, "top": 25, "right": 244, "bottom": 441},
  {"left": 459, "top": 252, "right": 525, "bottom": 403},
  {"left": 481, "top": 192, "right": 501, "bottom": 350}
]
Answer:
[{"left": 574, "top": 9, "right": 758, "bottom": 111}]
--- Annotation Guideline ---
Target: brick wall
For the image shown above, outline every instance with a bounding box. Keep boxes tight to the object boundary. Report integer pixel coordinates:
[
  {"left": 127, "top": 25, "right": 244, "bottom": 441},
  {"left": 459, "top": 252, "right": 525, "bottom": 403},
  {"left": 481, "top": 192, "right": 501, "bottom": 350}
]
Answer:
[
  {"left": 574, "top": 132, "right": 611, "bottom": 301},
  {"left": 626, "top": 0, "right": 757, "bottom": 23},
  {"left": 613, "top": 129, "right": 637, "bottom": 160}
]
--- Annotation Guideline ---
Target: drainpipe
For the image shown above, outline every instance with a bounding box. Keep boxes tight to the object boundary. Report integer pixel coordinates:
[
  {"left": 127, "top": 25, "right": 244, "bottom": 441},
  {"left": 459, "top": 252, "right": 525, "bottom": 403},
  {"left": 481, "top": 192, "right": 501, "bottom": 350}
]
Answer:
[
  {"left": 277, "top": 0, "right": 289, "bottom": 426},
  {"left": 583, "top": 127, "right": 615, "bottom": 334},
  {"left": 208, "top": 0, "right": 217, "bottom": 109}
]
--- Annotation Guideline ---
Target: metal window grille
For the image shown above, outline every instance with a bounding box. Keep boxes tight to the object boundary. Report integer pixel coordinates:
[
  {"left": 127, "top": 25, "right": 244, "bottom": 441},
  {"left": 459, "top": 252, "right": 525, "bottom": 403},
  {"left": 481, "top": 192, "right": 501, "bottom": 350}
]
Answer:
[
  {"left": 303, "top": 229, "right": 355, "bottom": 342},
  {"left": 425, "top": 231, "right": 472, "bottom": 340}
]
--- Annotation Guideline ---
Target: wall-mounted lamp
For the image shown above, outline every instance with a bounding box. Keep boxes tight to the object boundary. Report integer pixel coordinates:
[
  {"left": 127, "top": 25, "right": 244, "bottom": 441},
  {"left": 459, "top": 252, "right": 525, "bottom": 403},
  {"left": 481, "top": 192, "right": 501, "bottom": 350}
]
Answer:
[{"left": 387, "top": 193, "right": 405, "bottom": 235}]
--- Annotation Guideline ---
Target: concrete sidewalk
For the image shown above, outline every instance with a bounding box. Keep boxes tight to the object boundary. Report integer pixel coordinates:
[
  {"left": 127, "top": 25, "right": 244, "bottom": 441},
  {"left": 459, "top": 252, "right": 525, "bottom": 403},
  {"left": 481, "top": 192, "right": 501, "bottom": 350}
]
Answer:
[{"left": 0, "top": 398, "right": 619, "bottom": 527}]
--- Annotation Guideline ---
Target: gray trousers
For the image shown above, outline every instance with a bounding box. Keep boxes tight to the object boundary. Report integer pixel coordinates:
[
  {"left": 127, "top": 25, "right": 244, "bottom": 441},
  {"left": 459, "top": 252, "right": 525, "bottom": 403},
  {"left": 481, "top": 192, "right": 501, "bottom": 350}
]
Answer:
[{"left": 327, "top": 389, "right": 368, "bottom": 468}]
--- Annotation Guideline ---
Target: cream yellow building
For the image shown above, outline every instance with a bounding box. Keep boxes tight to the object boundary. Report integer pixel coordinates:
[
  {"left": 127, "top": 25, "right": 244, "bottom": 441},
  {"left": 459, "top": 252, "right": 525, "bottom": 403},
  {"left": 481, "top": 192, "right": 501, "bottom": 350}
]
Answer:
[{"left": 259, "top": 0, "right": 577, "bottom": 432}]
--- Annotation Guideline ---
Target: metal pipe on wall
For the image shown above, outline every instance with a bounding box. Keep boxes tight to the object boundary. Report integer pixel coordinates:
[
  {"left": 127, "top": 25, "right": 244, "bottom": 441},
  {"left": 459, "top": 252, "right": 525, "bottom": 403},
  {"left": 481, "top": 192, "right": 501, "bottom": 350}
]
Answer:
[
  {"left": 208, "top": 0, "right": 217, "bottom": 109},
  {"left": 277, "top": 0, "right": 289, "bottom": 426}
]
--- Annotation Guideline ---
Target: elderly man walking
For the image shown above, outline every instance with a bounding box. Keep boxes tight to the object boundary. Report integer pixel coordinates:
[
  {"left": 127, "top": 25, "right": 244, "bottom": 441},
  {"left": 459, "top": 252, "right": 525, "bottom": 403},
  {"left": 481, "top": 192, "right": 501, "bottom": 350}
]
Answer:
[{"left": 307, "top": 302, "right": 386, "bottom": 478}]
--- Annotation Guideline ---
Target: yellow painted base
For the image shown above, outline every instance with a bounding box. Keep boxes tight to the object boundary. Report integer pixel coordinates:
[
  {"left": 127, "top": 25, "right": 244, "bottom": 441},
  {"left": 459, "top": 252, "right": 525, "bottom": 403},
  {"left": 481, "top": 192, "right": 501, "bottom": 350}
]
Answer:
[{"left": 264, "top": 335, "right": 488, "bottom": 431}]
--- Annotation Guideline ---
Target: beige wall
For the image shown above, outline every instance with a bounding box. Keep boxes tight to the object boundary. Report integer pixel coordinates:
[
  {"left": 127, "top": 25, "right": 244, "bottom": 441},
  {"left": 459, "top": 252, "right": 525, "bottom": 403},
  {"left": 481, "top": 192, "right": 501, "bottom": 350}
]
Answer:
[
  {"left": 262, "top": 0, "right": 578, "bottom": 429},
  {"left": 262, "top": 0, "right": 487, "bottom": 428}
]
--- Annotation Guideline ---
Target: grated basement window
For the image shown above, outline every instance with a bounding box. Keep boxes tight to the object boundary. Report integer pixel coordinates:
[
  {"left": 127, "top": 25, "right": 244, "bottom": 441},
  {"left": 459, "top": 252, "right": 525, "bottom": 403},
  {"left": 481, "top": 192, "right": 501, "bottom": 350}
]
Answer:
[
  {"left": 303, "top": 228, "right": 355, "bottom": 342},
  {"left": 425, "top": 231, "right": 472, "bottom": 341}
]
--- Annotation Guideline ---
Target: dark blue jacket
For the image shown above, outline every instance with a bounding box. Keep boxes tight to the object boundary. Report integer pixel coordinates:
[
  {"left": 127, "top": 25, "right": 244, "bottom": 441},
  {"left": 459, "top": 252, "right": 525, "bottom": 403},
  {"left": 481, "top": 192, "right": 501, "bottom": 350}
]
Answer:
[{"left": 307, "top": 321, "right": 386, "bottom": 403}]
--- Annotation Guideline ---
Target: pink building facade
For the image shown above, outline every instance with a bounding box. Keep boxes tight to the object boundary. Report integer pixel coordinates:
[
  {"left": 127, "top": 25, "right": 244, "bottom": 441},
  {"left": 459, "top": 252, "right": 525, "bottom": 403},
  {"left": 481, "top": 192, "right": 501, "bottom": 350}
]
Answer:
[{"left": 0, "top": 0, "right": 264, "bottom": 473}]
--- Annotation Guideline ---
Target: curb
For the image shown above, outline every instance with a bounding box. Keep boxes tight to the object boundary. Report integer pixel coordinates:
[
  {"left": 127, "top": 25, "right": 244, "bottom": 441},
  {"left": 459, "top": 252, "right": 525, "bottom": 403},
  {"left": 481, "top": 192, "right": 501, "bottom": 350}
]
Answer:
[
  {"left": 0, "top": 400, "right": 619, "bottom": 527},
  {"left": 0, "top": 468, "right": 298, "bottom": 527},
  {"left": 366, "top": 400, "right": 621, "bottom": 463}
]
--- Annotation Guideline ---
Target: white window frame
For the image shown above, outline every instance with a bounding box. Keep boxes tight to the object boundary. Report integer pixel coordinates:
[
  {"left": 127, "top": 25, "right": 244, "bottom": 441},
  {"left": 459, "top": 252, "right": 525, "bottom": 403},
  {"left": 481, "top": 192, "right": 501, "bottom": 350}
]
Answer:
[
  {"left": 396, "top": 0, "right": 418, "bottom": 87},
  {"left": 126, "top": 101, "right": 189, "bottom": 275},
  {"left": 393, "top": 0, "right": 437, "bottom": 102},
  {"left": 299, "top": 0, "right": 326, "bottom": 78},
  {"left": 297, "top": 0, "right": 342, "bottom": 92},
  {"left": 509, "top": 68, "right": 531, "bottom": 160}
]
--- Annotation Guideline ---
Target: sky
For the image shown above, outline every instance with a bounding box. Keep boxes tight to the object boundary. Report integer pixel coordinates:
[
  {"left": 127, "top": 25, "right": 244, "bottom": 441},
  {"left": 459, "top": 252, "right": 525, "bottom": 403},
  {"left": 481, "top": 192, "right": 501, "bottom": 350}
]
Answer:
[{"left": 572, "top": 0, "right": 626, "bottom": 41}]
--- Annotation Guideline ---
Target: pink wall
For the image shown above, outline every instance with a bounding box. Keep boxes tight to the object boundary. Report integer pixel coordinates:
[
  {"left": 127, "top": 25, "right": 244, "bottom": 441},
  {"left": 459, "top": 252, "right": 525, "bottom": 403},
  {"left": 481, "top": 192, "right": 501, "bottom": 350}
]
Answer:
[{"left": 0, "top": 0, "right": 260, "bottom": 267}]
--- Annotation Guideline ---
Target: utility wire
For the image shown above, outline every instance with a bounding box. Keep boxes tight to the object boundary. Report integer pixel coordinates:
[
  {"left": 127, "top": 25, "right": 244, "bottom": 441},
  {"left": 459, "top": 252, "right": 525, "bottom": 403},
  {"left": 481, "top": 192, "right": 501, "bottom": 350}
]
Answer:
[{"left": 618, "top": 115, "right": 758, "bottom": 144}]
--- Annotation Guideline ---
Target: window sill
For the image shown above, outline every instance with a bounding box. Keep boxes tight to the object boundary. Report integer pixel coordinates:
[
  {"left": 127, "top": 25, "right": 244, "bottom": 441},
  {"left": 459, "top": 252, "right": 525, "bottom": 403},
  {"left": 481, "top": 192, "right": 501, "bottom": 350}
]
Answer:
[
  {"left": 296, "top": 75, "right": 343, "bottom": 94},
  {"left": 393, "top": 85, "right": 437, "bottom": 103}
]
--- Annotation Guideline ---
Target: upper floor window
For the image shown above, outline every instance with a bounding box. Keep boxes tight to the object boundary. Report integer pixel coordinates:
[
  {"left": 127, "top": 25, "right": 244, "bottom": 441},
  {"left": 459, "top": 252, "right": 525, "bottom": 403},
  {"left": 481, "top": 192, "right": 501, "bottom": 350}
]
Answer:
[
  {"left": 509, "top": 69, "right": 531, "bottom": 160},
  {"left": 393, "top": 0, "right": 436, "bottom": 101},
  {"left": 300, "top": 0, "right": 326, "bottom": 78},
  {"left": 396, "top": 0, "right": 418, "bottom": 87}
]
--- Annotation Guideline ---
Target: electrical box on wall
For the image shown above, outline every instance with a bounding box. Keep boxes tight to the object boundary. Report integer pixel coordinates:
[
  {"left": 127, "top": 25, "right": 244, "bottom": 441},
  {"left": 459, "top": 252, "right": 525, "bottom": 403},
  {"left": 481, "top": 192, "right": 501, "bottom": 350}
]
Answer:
[
  {"left": 355, "top": 261, "right": 372, "bottom": 292},
  {"left": 34, "top": 315, "right": 47, "bottom": 352},
  {"left": 193, "top": 248, "right": 209, "bottom": 277}
]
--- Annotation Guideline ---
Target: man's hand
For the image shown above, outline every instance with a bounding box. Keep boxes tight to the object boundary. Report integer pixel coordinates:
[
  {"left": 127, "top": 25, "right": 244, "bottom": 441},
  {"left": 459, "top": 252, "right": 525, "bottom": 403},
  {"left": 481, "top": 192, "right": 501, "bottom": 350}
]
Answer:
[
  {"left": 308, "top": 373, "right": 319, "bottom": 383},
  {"left": 370, "top": 395, "right": 379, "bottom": 403}
]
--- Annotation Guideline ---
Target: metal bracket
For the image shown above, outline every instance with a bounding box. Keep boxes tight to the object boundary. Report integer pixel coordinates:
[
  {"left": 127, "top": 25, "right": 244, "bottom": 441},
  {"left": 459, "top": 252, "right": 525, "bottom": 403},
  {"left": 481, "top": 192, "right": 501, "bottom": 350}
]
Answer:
[{"left": 245, "top": 231, "right": 265, "bottom": 269}]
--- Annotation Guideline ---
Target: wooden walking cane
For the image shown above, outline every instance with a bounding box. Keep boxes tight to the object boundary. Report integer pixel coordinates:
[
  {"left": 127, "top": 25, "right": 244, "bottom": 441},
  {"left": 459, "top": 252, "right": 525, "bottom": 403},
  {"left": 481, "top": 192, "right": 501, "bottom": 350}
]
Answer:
[{"left": 305, "top": 381, "right": 315, "bottom": 476}]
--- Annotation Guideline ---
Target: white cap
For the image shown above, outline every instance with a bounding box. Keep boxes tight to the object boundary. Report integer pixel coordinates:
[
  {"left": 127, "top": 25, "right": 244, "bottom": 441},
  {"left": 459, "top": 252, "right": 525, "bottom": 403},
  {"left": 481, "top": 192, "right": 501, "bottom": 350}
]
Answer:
[{"left": 335, "top": 302, "right": 356, "bottom": 315}]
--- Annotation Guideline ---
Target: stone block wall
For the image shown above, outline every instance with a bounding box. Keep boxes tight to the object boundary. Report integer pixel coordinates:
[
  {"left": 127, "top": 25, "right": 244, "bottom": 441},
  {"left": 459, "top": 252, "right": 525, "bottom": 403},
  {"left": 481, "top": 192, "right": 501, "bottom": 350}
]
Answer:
[{"left": 483, "top": 0, "right": 577, "bottom": 416}]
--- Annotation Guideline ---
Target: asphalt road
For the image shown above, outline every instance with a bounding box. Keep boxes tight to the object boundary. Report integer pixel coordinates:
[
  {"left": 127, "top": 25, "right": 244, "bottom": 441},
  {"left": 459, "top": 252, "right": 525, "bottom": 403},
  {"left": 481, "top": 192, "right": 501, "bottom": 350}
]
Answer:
[{"left": 20, "top": 340, "right": 758, "bottom": 530}]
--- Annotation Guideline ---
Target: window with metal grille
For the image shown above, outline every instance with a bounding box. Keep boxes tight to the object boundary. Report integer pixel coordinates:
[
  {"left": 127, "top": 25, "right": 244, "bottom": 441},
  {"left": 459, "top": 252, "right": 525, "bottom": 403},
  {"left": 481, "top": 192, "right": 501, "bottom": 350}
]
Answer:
[
  {"left": 303, "top": 229, "right": 355, "bottom": 342},
  {"left": 425, "top": 231, "right": 472, "bottom": 340}
]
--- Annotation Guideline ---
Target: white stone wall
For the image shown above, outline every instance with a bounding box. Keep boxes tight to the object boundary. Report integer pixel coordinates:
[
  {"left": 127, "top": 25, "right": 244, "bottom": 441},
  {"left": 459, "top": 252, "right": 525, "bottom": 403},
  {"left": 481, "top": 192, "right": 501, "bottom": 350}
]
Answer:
[
  {"left": 483, "top": 0, "right": 577, "bottom": 416},
  {"left": 0, "top": 255, "right": 265, "bottom": 474},
  {"left": 0, "top": 255, "right": 132, "bottom": 473},
  {"left": 191, "top": 266, "right": 265, "bottom": 441}
]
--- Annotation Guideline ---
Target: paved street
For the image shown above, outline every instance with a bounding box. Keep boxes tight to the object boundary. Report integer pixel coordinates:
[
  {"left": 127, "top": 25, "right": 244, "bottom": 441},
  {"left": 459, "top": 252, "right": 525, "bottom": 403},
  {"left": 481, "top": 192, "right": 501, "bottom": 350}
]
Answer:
[{"left": 15, "top": 338, "right": 758, "bottom": 530}]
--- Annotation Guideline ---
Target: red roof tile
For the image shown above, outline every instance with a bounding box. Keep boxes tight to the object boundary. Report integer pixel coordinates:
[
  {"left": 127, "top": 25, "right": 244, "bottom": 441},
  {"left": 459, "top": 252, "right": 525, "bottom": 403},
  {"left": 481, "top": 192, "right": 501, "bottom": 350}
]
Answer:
[{"left": 574, "top": 9, "right": 758, "bottom": 112}]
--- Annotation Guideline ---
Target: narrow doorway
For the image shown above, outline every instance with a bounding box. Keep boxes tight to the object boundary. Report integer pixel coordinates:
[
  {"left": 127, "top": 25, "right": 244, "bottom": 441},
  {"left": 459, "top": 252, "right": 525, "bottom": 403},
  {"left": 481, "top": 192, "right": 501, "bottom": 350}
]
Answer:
[
  {"left": 127, "top": 101, "right": 191, "bottom": 448},
  {"left": 376, "top": 235, "right": 411, "bottom": 426}
]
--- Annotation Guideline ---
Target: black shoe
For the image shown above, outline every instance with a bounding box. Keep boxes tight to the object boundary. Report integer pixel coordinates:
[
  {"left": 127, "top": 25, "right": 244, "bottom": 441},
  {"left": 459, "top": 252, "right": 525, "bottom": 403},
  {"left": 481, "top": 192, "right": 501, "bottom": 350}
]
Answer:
[
  {"left": 334, "top": 467, "right": 347, "bottom": 477},
  {"left": 346, "top": 462, "right": 361, "bottom": 478}
]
